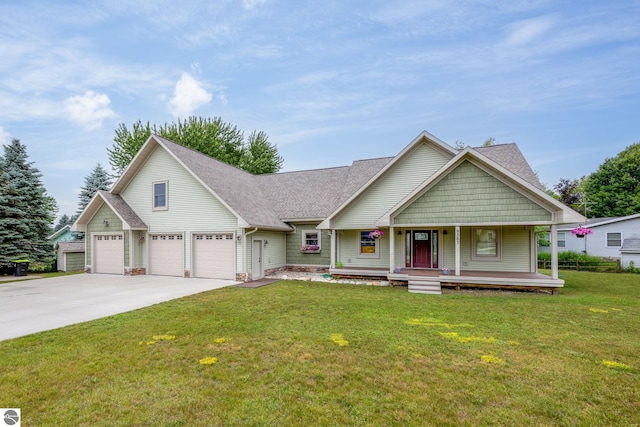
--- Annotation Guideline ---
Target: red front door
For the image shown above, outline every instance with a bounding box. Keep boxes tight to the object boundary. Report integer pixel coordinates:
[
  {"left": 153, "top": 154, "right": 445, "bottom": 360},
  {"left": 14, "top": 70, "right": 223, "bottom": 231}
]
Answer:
[{"left": 411, "top": 230, "right": 439, "bottom": 269}]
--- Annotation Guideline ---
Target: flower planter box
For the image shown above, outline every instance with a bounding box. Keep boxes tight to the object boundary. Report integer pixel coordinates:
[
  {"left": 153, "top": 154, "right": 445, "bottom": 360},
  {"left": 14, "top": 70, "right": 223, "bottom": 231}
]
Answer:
[{"left": 301, "top": 250, "right": 321, "bottom": 254}]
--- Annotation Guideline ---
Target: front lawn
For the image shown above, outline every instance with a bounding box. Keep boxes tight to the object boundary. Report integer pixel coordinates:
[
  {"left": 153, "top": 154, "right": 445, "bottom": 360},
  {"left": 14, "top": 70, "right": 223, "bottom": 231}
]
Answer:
[{"left": 1, "top": 271, "right": 638, "bottom": 426}]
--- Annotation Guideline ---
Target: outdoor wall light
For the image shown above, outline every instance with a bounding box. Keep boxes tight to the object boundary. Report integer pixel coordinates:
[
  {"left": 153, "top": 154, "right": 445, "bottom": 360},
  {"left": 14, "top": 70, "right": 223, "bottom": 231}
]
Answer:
[
  {"left": 264, "top": 240, "right": 269, "bottom": 246},
  {"left": 442, "top": 229, "right": 448, "bottom": 235}
]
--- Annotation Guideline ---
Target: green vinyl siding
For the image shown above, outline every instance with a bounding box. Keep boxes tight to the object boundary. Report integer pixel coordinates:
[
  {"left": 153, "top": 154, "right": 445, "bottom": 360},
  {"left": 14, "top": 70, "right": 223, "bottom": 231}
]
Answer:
[
  {"left": 86, "top": 203, "right": 128, "bottom": 268},
  {"left": 337, "top": 229, "right": 390, "bottom": 269},
  {"left": 440, "top": 226, "right": 532, "bottom": 273},
  {"left": 286, "top": 224, "right": 330, "bottom": 266},
  {"left": 64, "top": 252, "right": 85, "bottom": 272},
  {"left": 334, "top": 143, "right": 452, "bottom": 229},
  {"left": 395, "top": 161, "right": 552, "bottom": 225},
  {"left": 121, "top": 146, "right": 238, "bottom": 273}
]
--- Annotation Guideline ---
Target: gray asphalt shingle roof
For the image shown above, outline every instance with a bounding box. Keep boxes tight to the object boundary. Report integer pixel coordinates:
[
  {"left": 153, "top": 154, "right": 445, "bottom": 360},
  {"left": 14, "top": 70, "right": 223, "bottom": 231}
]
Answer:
[
  {"left": 99, "top": 190, "right": 147, "bottom": 229},
  {"left": 126, "top": 136, "right": 546, "bottom": 226},
  {"left": 57, "top": 241, "right": 85, "bottom": 252},
  {"left": 621, "top": 234, "right": 640, "bottom": 253},
  {"left": 474, "top": 143, "right": 543, "bottom": 189}
]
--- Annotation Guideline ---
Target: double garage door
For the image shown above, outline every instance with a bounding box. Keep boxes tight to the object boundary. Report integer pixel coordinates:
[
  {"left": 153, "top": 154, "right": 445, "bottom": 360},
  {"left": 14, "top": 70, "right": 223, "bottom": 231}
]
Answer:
[{"left": 193, "top": 234, "right": 235, "bottom": 280}]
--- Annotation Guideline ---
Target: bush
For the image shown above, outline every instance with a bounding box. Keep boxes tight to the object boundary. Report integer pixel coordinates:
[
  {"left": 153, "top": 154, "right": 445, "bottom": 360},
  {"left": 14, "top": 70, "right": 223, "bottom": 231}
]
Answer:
[{"left": 538, "top": 251, "right": 603, "bottom": 263}]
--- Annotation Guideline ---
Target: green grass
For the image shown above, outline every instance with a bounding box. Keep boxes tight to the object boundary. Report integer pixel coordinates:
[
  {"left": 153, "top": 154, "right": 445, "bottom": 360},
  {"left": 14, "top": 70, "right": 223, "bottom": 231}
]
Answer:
[{"left": 1, "top": 272, "right": 638, "bottom": 426}]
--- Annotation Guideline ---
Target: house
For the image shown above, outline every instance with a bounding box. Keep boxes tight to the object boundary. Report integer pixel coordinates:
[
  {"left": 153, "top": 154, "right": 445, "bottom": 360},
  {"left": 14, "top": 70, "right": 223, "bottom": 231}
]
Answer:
[
  {"left": 72, "top": 132, "right": 583, "bottom": 294},
  {"left": 540, "top": 214, "right": 640, "bottom": 258},
  {"left": 55, "top": 241, "right": 85, "bottom": 272},
  {"left": 620, "top": 234, "right": 640, "bottom": 269},
  {"left": 47, "top": 225, "right": 75, "bottom": 247}
]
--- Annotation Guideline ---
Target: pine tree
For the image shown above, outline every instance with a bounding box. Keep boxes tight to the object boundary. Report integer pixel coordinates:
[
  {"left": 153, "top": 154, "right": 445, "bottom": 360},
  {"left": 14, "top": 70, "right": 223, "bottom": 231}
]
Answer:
[
  {"left": 76, "top": 163, "right": 113, "bottom": 216},
  {"left": 54, "top": 214, "right": 72, "bottom": 231},
  {"left": 0, "top": 139, "right": 56, "bottom": 269}
]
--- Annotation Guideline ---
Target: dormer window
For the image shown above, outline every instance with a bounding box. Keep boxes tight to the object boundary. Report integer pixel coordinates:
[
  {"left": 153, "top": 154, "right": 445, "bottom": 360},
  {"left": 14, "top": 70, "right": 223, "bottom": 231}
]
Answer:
[{"left": 153, "top": 181, "right": 168, "bottom": 210}]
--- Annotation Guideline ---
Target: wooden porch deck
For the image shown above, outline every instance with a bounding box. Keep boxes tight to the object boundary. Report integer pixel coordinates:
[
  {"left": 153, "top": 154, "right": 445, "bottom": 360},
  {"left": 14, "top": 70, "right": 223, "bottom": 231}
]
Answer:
[{"left": 329, "top": 267, "right": 564, "bottom": 294}]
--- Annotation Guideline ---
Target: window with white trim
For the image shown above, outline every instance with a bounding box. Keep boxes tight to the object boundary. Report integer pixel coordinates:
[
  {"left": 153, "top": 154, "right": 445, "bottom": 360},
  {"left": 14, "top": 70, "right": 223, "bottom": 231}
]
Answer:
[
  {"left": 153, "top": 181, "right": 168, "bottom": 210},
  {"left": 607, "top": 232, "right": 622, "bottom": 247},
  {"left": 302, "top": 231, "right": 320, "bottom": 252},
  {"left": 358, "top": 230, "right": 379, "bottom": 258},
  {"left": 558, "top": 232, "right": 566, "bottom": 248},
  {"left": 472, "top": 227, "right": 501, "bottom": 260}
]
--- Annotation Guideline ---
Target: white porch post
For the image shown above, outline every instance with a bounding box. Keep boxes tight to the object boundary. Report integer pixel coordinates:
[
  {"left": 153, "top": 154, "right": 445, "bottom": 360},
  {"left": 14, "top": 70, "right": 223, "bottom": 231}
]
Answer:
[
  {"left": 389, "top": 226, "right": 395, "bottom": 273},
  {"left": 551, "top": 224, "right": 559, "bottom": 279},
  {"left": 330, "top": 229, "right": 336, "bottom": 269},
  {"left": 455, "top": 226, "right": 461, "bottom": 276}
]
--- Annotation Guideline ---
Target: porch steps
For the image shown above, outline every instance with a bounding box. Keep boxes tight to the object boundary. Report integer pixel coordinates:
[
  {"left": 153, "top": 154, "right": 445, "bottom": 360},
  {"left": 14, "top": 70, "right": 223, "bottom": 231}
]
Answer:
[{"left": 408, "top": 278, "right": 442, "bottom": 295}]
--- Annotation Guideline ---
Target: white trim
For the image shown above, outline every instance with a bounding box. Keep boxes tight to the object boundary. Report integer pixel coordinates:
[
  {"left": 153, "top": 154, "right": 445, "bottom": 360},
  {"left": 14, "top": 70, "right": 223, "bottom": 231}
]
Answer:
[{"left": 301, "top": 230, "right": 321, "bottom": 252}]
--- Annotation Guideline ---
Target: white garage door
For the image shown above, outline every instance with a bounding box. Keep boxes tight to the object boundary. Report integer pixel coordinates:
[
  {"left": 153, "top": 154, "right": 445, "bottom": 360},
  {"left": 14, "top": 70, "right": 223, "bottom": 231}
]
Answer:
[
  {"left": 149, "top": 234, "right": 184, "bottom": 277},
  {"left": 94, "top": 234, "right": 124, "bottom": 274},
  {"left": 193, "top": 233, "right": 235, "bottom": 279}
]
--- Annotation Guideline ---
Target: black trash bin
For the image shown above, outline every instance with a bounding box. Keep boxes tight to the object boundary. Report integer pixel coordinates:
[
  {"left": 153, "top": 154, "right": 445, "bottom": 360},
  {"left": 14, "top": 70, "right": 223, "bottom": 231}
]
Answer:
[{"left": 13, "top": 260, "right": 30, "bottom": 276}]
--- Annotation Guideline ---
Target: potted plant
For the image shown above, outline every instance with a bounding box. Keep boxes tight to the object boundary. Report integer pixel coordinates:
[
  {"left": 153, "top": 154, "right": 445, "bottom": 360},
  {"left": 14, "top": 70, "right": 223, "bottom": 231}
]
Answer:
[
  {"left": 368, "top": 229, "right": 384, "bottom": 239},
  {"left": 571, "top": 226, "right": 593, "bottom": 238},
  {"left": 301, "top": 244, "right": 320, "bottom": 253}
]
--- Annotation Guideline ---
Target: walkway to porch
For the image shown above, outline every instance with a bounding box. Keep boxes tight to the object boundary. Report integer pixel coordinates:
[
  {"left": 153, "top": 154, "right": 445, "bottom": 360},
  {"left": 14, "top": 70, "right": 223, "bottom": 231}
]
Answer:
[{"left": 329, "top": 266, "right": 564, "bottom": 294}]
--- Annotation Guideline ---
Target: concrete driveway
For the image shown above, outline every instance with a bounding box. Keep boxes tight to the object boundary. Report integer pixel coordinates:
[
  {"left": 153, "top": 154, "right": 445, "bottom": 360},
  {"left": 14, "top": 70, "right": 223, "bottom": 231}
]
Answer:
[{"left": 0, "top": 274, "right": 238, "bottom": 341}]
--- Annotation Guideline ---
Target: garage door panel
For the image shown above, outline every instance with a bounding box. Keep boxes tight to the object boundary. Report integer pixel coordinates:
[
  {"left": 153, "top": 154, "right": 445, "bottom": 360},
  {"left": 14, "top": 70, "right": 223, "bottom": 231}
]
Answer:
[
  {"left": 149, "top": 234, "right": 184, "bottom": 277},
  {"left": 193, "top": 234, "right": 235, "bottom": 280},
  {"left": 94, "top": 234, "right": 124, "bottom": 274}
]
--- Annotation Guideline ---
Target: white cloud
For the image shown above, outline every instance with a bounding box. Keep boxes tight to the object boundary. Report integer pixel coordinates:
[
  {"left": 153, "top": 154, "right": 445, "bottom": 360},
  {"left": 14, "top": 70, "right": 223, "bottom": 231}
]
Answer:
[
  {"left": 64, "top": 91, "right": 115, "bottom": 130},
  {"left": 167, "top": 73, "right": 213, "bottom": 118}
]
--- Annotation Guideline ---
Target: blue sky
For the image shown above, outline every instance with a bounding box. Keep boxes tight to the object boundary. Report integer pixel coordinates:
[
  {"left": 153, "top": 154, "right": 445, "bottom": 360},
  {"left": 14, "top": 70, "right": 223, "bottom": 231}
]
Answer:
[{"left": 1, "top": 1, "right": 639, "bottom": 219}]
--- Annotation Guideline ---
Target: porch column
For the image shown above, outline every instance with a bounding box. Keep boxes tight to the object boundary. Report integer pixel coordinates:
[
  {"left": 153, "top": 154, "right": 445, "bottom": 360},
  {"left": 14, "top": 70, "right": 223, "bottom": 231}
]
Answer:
[
  {"left": 550, "top": 224, "right": 559, "bottom": 279},
  {"left": 455, "top": 226, "right": 461, "bottom": 276},
  {"left": 389, "top": 226, "right": 395, "bottom": 273},
  {"left": 330, "top": 229, "right": 336, "bottom": 269}
]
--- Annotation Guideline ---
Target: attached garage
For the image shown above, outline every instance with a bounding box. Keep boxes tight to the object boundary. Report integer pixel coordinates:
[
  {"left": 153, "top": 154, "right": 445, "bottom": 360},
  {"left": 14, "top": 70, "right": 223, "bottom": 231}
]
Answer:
[
  {"left": 149, "top": 234, "right": 184, "bottom": 276},
  {"left": 94, "top": 234, "right": 124, "bottom": 274},
  {"left": 193, "top": 233, "right": 235, "bottom": 279}
]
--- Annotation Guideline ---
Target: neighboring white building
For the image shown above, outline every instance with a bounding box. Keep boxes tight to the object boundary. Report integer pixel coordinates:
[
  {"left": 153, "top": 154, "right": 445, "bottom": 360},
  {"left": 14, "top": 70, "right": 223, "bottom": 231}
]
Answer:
[
  {"left": 620, "top": 234, "right": 640, "bottom": 269},
  {"left": 540, "top": 214, "right": 640, "bottom": 258}
]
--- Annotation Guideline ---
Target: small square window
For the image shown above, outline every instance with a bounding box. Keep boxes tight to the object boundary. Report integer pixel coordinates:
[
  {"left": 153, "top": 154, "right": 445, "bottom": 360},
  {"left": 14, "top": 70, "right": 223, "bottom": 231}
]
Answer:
[
  {"left": 607, "top": 232, "right": 622, "bottom": 247},
  {"left": 153, "top": 181, "right": 168, "bottom": 210},
  {"left": 302, "top": 231, "right": 321, "bottom": 252}
]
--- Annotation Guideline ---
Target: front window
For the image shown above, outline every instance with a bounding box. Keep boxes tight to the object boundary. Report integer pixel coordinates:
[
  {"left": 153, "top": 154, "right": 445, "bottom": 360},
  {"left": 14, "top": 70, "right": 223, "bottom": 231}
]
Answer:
[
  {"left": 302, "top": 231, "right": 320, "bottom": 252},
  {"left": 472, "top": 227, "right": 501, "bottom": 260},
  {"left": 359, "top": 230, "right": 379, "bottom": 257},
  {"left": 607, "top": 232, "right": 622, "bottom": 247},
  {"left": 153, "top": 181, "right": 168, "bottom": 210}
]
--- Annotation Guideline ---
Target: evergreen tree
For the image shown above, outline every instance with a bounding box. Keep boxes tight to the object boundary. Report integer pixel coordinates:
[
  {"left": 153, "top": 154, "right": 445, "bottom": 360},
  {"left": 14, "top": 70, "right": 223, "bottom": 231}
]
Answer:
[
  {"left": 54, "top": 214, "right": 72, "bottom": 232},
  {"left": 76, "top": 163, "right": 113, "bottom": 216},
  {"left": 0, "top": 139, "right": 56, "bottom": 269},
  {"left": 108, "top": 116, "right": 283, "bottom": 176}
]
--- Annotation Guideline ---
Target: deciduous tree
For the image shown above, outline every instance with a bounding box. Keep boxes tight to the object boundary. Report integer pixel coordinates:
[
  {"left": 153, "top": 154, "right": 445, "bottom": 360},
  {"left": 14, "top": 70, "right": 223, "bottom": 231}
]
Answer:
[
  {"left": 584, "top": 142, "right": 640, "bottom": 217},
  {"left": 108, "top": 117, "right": 283, "bottom": 176}
]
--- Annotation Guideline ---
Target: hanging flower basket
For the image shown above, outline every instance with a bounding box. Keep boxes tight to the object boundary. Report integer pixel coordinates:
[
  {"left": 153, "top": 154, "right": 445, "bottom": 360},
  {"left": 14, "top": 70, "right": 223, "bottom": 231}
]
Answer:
[
  {"left": 571, "top": 226, "right": 592, "bottom": 238},
  {"left": 369, "top": 229, "right": 384, "bottom": 239}
]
